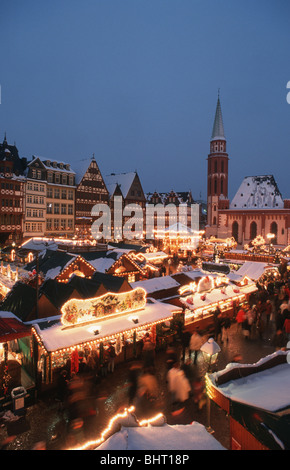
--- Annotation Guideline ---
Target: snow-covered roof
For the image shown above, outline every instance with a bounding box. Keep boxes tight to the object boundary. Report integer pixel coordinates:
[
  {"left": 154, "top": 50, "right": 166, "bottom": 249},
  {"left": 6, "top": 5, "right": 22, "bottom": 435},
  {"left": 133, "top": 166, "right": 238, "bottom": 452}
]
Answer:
[
  {"left": 20, "top": 238, "right": 59, "bottom": 254},
  {"left": 210, "top": 351, "right": 290, "bottom": 413},
  {"left": 104, "top": 172, "right": 136, "bottom": 198},
  {"left": 230, "top": 175, "right": 284, "bottom": 210},
  {"left": 96, "top": 421, "right": 225, "bottom": 450},
  {"left": 236, "top": 261, "right": 277, "bottom": 280},
  {"left": 32, "top": 298, "right": 182, "bottom": 353},
  {"left": 131, "top": 276, "right": 180, "bottom": 294}
]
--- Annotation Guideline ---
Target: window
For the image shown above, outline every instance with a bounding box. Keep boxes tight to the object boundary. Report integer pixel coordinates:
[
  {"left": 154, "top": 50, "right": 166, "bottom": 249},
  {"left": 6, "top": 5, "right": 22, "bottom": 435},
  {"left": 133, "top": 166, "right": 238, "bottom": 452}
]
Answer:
[
  {"left": 46, "top": 219, "right": 52, "bottom": 230},
  {"left": 62, "top": 175, "right": 67, "bottom": 185},
  {"left": 54, "top": 219, "right": 59, "bottom": 230},
  {"left": 47, "top": 188, "right": 53, "bottom": 198},
  {"left": 61, "top": 189, "right": 67, "bottom": 199},
  {"left": 47, "top": 203, "right": 52, "bottom": 214},
  {"left": 37, "top": 223, "right": 42, "bottom": 232},
  {"left": 54, "top": 203, "right": 60, "bottom": 214},
  {"left": 25, "top": 223, "right": 31, "bottom": 232},
  {"left": 60, "top": 219, "right": 66, "bottom": 229},
  {"left": 55, "top": 173, "right": 60, "bottom": 184},
  {"left": 68, "top": 190, "right": 74, "bottom": 200},
  {"left": 61, "top": 204, "right": 66, "bottom": 215},
  {"left": 67, "top": 219, "right": 73, "bottom": 229},
  {"left": 68, "top": 204, "right": 73, "bottom": 215},
  {"left": 33, "top": 183, "right": 38, "bottom": 191},
  {"left": 54, "top": 188, "right": 60, "bottom": 199},
  {"left": 47, "top": 172, "right": 53, "bottom": 183},
  {"left": 69, "top": 176, "right": 74, "bottom": 186},
  {"left": 250, "top": 221, "right": 257, "bottom": 240}
]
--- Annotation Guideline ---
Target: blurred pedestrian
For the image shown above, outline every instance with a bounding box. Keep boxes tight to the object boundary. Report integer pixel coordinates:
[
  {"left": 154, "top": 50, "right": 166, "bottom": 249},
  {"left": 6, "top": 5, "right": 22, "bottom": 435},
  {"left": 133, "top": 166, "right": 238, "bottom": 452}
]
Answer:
[
  {"left": 127, "top": 363, "right": 142, "bottom": 405},
  {"left": 189, "top": 330, "right": 203, "bottom": 365},
  {"left": 265, "top": 300, "right": 273, "bottom": 327},
  {"left": 181, "top": 328, "right": 191, "bottom": 362},
  {"left": 56, "top": 369, "right": 69, "bottom": 411},
  {"left": 222, "top": 314, "right": 231, "bottom": 342},
  {"left": 142, "top": 333, "right": 155, "bottom": 368},
  {"left": 271, "top": 329, "right": 287, "bottom": 351},
  {"left": 236, "top": 305, "right": 246, "bottom": 332},
  {"left": 166, "top": 362, "right": 180, "bottom": 404},
  {"left": 107, "top": 342, "right": 116, "bottom": 373}
]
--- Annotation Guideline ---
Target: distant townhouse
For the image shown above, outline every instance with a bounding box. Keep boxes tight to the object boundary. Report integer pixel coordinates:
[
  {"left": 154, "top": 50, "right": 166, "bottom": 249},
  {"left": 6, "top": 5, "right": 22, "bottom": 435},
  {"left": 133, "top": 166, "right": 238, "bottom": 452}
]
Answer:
[
  {"left": 104, "top": 171, "right": 146, "bottom": 240},
  {"left": 0, "top": 134, "right": 27, "bottom": 244},
  {"left": 23, "top": 156, "right": 76, "bottom": 240},
  {"left": 75, "top": 156, "right": 109, "bottom": 238}
]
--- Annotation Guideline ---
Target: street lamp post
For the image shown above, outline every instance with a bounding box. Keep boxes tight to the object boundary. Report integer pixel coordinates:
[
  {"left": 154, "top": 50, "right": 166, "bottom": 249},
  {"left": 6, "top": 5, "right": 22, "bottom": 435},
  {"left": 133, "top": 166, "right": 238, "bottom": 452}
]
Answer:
[{"left": 200, "top": 337, "right": 221, "bottom": 433}]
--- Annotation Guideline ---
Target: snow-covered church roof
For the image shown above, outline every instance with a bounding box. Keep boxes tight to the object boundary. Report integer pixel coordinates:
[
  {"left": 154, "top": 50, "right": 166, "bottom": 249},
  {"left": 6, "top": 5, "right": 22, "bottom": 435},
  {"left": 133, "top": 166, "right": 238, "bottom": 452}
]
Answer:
[{"left": 230, "top": 175, "right": 284, "bottom": 210}]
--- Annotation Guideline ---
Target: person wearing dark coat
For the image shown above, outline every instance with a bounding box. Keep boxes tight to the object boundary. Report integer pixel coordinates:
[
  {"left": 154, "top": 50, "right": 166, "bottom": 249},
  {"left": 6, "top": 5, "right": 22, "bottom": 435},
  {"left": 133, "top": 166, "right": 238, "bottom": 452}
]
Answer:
[{"left": 181, "top": 328, "right": 192, "bottom": 362}]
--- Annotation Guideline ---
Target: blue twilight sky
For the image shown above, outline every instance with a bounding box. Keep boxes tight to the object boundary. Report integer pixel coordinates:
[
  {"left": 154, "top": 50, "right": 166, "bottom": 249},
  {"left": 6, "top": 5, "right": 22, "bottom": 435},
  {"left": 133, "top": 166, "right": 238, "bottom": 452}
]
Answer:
[{"left": 0, "top": 0, "right": 290, "bottom": 201}]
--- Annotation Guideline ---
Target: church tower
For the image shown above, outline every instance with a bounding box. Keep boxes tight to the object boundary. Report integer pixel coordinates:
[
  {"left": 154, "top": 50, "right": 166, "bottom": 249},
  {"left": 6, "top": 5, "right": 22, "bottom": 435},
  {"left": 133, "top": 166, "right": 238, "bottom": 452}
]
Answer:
[{"left": 206, "top": 94, "right": 229, "bottom": 233}]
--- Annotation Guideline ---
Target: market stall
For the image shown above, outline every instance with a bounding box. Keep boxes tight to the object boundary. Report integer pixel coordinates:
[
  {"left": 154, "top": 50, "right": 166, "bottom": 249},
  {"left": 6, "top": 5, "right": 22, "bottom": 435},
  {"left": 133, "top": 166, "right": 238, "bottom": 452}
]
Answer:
[
  {"left": 32, "top": 287, "right": 182, "bottom": 385},
  {"left": 206, "top": 351, "right": 290, "bottom": 450},
  {"left": 177, "top": 271, "right": 257, "bottom": 333},
  {"left": 0, "top": 312, "right": 34, "bottom": 409}
]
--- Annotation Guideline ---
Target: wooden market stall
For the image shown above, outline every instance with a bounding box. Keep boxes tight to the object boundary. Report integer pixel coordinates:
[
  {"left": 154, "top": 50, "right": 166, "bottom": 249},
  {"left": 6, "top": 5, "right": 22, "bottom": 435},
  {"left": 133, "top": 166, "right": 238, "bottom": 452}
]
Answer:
[
  {"left": 0, "top": 312, "right": 35, "bottom": 410},
  {"left": 132, "top": 269, "right": 258, "bottom": 336},
  {"left": 206, "top": 351, "right": 290, "bottom": 450},
  {"left": 31, "top": 287, "right": 182, "bottom": 388}
]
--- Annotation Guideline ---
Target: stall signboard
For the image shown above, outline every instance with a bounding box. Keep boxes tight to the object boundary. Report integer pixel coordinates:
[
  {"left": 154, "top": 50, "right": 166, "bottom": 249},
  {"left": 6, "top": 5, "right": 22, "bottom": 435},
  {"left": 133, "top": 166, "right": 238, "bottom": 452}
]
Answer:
[
  {"left": 60, "top": 287, "right": 147, "bottom": 327},
  {"left": 179, "top": 275, "right": 229, "bottom": 296}
]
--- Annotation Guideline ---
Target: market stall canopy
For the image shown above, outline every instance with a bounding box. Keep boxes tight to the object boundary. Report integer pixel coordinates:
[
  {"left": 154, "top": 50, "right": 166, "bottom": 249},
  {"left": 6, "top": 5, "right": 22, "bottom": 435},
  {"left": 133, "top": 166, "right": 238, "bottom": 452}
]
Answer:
[
  {"left": 32, "top": 298, "right": 182, "bottom": 354},
  {"left": 236, "top": 261, "right": 278, "bottom": 281},
  {"left": 208, "top": 351, "right": 290, "bottom": 450},
  {"left": 0, "top": 311, "right": 31, "bottom": 343},
  {"left": 96, "top": 421, "right": 226, "bottom": 451}
]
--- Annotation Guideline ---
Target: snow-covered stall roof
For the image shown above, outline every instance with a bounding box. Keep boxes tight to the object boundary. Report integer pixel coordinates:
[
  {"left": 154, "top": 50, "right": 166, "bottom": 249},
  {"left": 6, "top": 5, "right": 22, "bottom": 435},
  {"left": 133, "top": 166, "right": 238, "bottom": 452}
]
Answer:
[
  {"left": 230, "top": 175, "right": 284, "bottom": 210},
  {"left": 96, "top": 421, "right": 225, "bottom": 451},
  {"left": 236, "top": 261, "right": 278, "bottom": 281},
  {"left": 131, "top": 276, "right": 180, "bottom": 294},
  {"left": 32, "top": 299, "right": 182, "bottom": 353},
  {"left": 209, "top": 351, "right": 290, "bottom": 413}
]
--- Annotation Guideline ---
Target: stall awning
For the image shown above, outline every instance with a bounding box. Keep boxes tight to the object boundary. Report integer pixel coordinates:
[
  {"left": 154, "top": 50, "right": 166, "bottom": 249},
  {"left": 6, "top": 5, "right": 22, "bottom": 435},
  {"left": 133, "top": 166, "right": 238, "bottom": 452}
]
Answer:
[{"left": 0, "top": 317, "right": 31, "bottom": 343}]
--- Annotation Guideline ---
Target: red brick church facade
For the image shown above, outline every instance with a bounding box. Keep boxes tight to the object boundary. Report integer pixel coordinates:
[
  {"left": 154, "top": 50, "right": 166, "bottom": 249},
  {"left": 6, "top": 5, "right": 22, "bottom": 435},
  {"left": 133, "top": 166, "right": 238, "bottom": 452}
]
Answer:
[{"left": 205, "top": 96, "right": 290, "bottom": 247}]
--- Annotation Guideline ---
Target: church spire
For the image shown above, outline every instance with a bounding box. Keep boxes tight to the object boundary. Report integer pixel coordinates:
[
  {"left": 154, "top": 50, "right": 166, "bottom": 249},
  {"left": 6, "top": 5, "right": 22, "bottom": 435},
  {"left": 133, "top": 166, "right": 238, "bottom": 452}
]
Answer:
[{"left": 211, "top": 92, "right": 225, "bottom": 141}]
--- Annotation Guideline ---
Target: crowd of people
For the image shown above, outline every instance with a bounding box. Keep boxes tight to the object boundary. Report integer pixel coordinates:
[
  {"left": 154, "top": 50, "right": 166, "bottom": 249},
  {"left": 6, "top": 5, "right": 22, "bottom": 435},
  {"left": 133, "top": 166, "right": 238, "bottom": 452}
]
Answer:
[{"left": 51, "top": 271, "right": 290, "bottom": 448}]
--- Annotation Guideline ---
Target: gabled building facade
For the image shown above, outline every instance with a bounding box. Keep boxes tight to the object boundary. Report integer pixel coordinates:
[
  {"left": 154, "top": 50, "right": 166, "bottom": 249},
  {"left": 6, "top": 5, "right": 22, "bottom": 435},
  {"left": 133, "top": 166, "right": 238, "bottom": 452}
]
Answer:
[
  {"left": 0, "top": 135, "right": 26, "bottom": 244},
  {"left": 75, "top": 157, "right": 109, "bottom": 238},
  {"left": 23, "top": 156, "right": 76, "bottom": 240}
]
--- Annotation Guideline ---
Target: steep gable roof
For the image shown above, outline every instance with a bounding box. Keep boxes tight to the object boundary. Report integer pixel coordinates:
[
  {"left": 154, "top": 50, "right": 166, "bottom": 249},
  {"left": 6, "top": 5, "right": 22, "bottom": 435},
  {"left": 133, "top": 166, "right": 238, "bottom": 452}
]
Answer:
[
  {"left": 230, "top": 175, "right": 284, "bottom": 210},
  {"left": 104, "top": 172, "right": 137, "bottom": 199}
]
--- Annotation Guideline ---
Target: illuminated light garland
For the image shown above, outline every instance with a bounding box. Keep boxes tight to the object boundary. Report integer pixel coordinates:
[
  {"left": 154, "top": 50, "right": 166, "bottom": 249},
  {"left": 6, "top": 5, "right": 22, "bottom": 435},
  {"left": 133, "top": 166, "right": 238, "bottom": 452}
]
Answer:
[
  {"left": 68, "top": 407, "right": 166, "bottom": 451},
  {"left": 32, "top": 313, "right": 179, "bottom": 357}
]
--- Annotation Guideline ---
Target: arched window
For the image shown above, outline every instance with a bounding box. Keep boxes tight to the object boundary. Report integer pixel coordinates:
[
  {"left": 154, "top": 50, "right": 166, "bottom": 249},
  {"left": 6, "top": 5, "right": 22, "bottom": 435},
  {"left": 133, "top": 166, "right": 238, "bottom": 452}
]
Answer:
[
  {"left": 221, "top": 177, "right": 224, "bottom": 195},
  {"left": 250, "top": 221, "right": 257, "bottom": 240},
  {"left": 214, "top": 160, "right": 218, "bottom": 173},
  {"left": 213, "top": 216, "right": 217, "bottom": 225},
  {"left": 232, "top": 221, "right": 239, "bottom": 242},
  {"left": 270, "top": 221, "right": 278, "bottom": 244}
]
